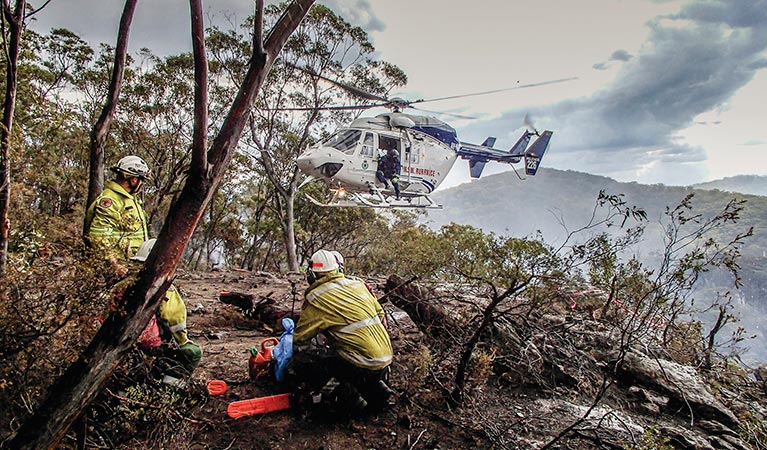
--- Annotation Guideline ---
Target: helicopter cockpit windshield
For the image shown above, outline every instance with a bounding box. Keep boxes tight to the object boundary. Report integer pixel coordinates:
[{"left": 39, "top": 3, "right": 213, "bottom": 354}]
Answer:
[{"left": 323, "top": 129, "right": 361, "bottom": 155}]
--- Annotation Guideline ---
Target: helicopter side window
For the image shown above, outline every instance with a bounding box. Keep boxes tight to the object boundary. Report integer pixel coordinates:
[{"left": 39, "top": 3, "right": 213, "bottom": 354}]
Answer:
[
  {"left": 361, "top": 132, "right": 374, "bottom": 157},
  {"left": 323, "top": 129, "right": 362, "bottom": 155}
]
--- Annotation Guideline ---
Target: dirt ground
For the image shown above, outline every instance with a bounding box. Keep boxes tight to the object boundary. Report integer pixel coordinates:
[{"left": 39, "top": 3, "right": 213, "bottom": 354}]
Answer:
[{"left": 176, "top": 269, "right": 483, "bottom": 450}]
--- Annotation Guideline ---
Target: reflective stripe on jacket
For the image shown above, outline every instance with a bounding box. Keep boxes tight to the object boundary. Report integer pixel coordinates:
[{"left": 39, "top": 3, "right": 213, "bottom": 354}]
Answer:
[
  {"left": 159, "top": 285, "right": 189, "bottom": 347},
  {"left": 296, "top": 272, "right": 392, "bottom": 370},
  {"left": 85, "top": 180, "right": 148, "bottom": 260}
]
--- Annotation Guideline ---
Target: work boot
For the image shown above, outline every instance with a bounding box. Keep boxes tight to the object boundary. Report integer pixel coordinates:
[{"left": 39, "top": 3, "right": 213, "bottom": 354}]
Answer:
[
  {"left": 331, "top": 382, "right": 368, "bottom": 417},
  {"left": 364, "top": 379, "right": 395, "bottom": 413},
  {"left": 378, "top": 379, "right": 395, "bottom": 398}
]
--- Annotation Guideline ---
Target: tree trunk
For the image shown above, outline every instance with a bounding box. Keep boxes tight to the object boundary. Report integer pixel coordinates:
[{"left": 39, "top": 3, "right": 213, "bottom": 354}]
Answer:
[
  {"left": 83, "top": 0, "right": 138, "bottom": 238},
  {"left": 8, "top": 1, "right": 315, "bottom": 448},
  {"left": 284, "top": 188, "right": 298, "bottom": 271},
  {"left": 0, "top": 0, "right": 24, "bottom": 276}
]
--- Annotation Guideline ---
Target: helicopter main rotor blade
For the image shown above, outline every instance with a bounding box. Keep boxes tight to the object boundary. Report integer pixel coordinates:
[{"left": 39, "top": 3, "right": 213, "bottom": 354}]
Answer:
[
  {"left": 408, "top": 77, "right": 578, "bottom": 105},
  {"left": 269, "top": 103, "right": 389, "bottom": 112},
  {"left": 287, "top": 63, "right": 391, "bottom": 103},
  {"left": 409, "top": 105, "right": 476, "bottom": 120}
]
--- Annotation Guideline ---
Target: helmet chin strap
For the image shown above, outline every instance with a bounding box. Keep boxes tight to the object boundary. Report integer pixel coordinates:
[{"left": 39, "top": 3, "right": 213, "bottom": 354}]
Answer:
[
  {"left": 306, "top": 264, "right": 317, "bottom": 285},
  {"left": 128, "top": 177, "right": 144, "bottom": 194}
]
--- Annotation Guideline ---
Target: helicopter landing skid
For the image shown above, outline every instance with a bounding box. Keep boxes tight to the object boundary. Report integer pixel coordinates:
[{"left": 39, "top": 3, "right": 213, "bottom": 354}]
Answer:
[{"left": 303, "top": 186, "right": 442, "bottom": 209}]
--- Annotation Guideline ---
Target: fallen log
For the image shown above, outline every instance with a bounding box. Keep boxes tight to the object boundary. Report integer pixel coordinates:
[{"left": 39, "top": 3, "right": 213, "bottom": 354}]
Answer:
[
  {"left": 384, "top": 274, "right": 455, "bottom": 341},
  {"left": 218, "top": 291, "right": 298, "bottom": 328},
  {"left": 384, "top": 275, "right": 589, "bottom": 390}
]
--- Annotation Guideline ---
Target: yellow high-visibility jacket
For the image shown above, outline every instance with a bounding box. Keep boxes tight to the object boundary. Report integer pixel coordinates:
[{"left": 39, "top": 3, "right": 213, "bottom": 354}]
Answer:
[
  {"left": 160, "top": 285, "right": 190, "bottom": 347},
  {"left": 296, "top": 271, "right": 393, "bottom": 370},
  {"left": 85, "top": 180, "right": 148, "bottom": 261}
]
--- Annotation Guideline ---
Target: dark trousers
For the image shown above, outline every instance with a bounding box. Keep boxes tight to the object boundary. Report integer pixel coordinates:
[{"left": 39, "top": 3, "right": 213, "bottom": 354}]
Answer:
[
  {"left": 284, "top": 344, "right": 391, "bottom": 412},
  {"left": 375, "top": 170, "right": 400, "bottom": 198}
]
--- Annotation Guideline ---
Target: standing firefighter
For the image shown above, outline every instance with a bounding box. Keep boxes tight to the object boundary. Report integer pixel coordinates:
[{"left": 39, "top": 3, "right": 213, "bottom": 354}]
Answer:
[
  {"left": 286, "top": 249, "right": 394, "bottom": 416},
  {"left": 85, "top": 155, "right": 150, "bottom": 274}
]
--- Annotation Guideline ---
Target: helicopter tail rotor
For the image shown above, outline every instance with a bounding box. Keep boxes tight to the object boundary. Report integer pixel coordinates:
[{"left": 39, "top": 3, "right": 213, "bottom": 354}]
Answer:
[{"left": 523, "top": 113, "right": 540, "bottom": 136}]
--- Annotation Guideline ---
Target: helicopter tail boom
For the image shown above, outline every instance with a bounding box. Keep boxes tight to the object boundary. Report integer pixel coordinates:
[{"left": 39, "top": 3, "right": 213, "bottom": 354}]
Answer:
[{"left": 458, "top": 130, "right": 552, "bottom": 178}]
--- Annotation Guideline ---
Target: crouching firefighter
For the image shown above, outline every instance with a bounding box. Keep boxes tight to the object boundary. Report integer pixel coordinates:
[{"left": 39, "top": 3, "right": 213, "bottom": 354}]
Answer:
[
  {"left": 132, "top": 239, "right": 202, "bottom": 380},
  {"left": 284, "top": 249, "right": 394, "bottom": 417}
]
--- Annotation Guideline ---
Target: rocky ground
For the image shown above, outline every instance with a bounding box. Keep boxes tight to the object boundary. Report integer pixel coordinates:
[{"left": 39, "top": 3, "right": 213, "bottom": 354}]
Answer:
[{"left": 169, "top": 269, "right": 767, "bottom": 450}]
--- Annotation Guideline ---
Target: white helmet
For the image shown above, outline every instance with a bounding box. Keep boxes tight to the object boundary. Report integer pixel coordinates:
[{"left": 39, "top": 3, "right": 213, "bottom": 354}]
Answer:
[
  {"left": 111, "top": 155, "right": 151, "bottom": 179},
  {"left": 309, "top": 249, "right": 339, "bottom": 273},
  {"left": 131, "top": 238, "right": 157, "bottom": 262},
  {"left": 331, "top": 251, "right": 345, "bottom": 272}
]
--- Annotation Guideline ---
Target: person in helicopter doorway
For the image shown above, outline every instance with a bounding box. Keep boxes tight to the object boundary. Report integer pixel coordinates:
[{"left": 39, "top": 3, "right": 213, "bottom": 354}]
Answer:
[
  {"left": 284, "top": 249, "right": 394, "bottom": 418},
  {"left": 376, "top": 141, "right": 402, "bottom": 200}
]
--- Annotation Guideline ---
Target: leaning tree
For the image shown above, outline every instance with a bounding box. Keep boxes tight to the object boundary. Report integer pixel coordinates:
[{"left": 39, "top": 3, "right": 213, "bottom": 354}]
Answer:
[{"left": 8, "top": 0, "right": 315, "bottom": 448}]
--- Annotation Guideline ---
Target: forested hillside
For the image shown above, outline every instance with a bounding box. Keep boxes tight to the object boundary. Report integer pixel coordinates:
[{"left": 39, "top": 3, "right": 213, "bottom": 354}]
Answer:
[
  {"left": 694, "top": 175, "right": 767, "bottom": 197},
  {"left": 429, "top": 168, "right": 767, "bottom": 363},
  {"left": 429, "top": 168, "right": 767, "bottom": 257}
]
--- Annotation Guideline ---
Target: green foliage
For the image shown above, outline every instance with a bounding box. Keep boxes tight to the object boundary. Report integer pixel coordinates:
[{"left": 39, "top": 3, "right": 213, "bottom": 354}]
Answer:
[
  {"left": 355, "top": 219, "right": 448, "bottom": 277},
  {"left": 622, "top": 426, "right": 673, "bottom": 450},
  {"left": 294, "top": 182, "right": 389, "bottom": 264},
  {"left": 86, "top": 379, "right": 204, "bottom": 449},
  {"left": 359, "top": 219, "right": 560, "bottom": 295}
]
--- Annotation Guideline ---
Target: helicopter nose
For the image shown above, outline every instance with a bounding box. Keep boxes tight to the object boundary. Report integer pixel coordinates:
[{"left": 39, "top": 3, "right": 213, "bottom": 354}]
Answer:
[
  {"left": 296, "top": 150, "right": 323, "bottom": 174},
  {"left": 296, "top": 150, "right": 343, "bottom": 178},
  {"left": 296, "top": 153, "right": 314, "bottom": 174}
]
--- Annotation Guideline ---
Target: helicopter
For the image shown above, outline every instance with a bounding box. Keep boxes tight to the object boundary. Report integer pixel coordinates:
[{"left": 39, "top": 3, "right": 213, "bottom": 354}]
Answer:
[{"left": 290, "top": 69, "right": 565, "bottom": 208}]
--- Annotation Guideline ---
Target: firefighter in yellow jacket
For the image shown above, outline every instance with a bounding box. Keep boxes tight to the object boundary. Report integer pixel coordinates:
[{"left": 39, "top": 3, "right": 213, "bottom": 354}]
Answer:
[
  {"left": 287, "top": 249, "right": 394, "bottom": 415},
  {"left": 85, "top": 155, "right": 150, "bottom": 275},
  {"left": 131, "top": 239, "right": 202, "bottom": 378}
]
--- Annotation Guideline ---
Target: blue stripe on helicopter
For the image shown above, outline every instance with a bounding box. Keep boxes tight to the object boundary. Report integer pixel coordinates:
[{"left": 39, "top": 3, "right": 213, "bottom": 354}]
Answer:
[
  {"left": 422, "top": 179, "right": 436, "bottom": 193},
  {"left": 411, "top": 126, "right": 460, "bottom": 147}
]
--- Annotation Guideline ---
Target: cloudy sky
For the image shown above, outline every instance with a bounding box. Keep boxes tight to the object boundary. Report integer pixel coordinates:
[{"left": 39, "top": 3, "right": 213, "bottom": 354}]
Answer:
[{"left": 29, "top": 0, "right": 767, "bottom": 187}]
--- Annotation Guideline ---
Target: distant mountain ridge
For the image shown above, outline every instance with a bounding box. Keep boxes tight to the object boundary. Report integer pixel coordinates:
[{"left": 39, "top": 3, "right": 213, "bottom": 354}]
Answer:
[
  {"left": 428, "top": 168, "right": 766, "bottom": 256},
  {"left": 693, "top": 175, "right": 767, "bottom": 197}
]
